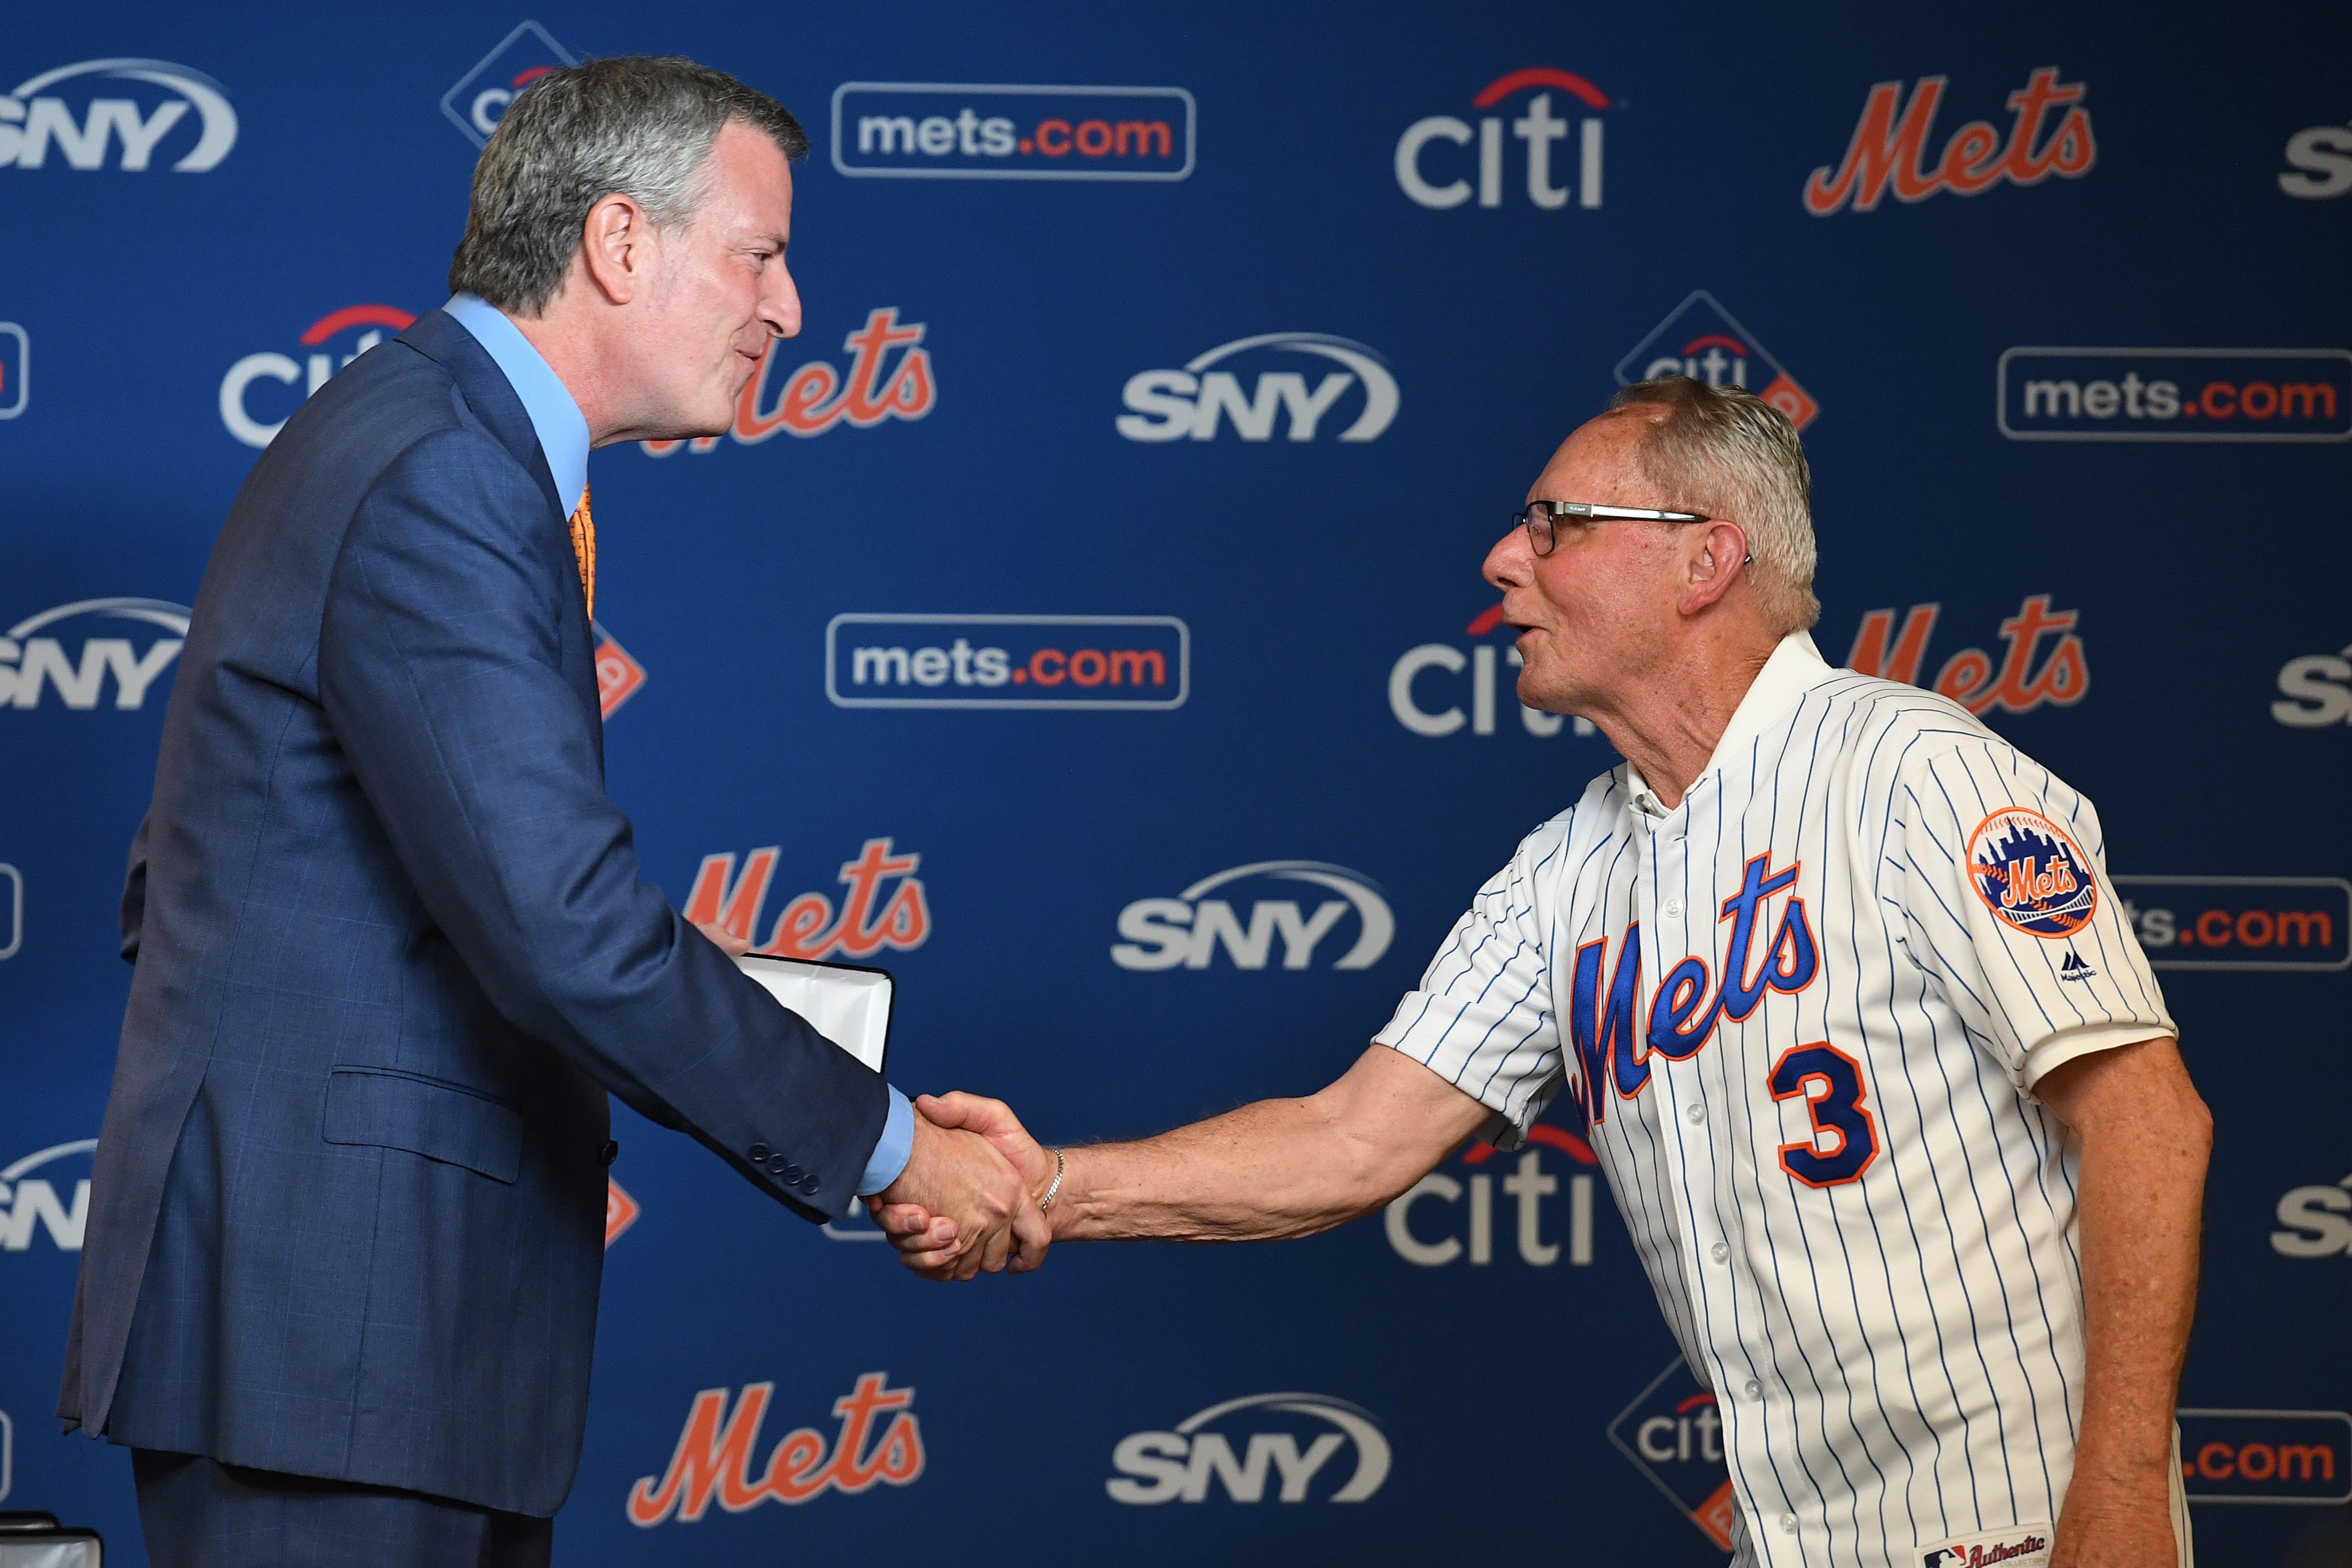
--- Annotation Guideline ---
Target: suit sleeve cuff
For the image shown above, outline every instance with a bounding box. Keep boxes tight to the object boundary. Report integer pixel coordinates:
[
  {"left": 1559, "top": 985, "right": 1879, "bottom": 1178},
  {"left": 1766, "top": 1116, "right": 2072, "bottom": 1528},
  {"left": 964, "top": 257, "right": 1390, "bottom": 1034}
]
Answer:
[{"left": 857, "top": 1086, "right": 914, "bottom": 1197}]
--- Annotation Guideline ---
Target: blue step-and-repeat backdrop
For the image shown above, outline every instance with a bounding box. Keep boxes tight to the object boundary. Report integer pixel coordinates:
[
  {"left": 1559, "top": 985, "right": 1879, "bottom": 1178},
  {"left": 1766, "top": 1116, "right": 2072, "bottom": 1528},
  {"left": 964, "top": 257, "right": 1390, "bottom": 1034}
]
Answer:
[{"left": 3, "top": 4, "right": 2348, "bottom": 1563}]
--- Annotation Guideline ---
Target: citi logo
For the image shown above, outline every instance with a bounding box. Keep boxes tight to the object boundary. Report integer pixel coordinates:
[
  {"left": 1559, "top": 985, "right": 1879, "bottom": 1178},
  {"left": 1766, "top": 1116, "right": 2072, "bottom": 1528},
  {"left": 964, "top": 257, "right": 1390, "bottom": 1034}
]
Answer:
[
  {"left": 1386, "top": 1124, "right": 1597, "bottom": 1268},
  {"left": 1116, "top": 333, "right": 1397, "bottom": 444},
  {"left": 1, "top": 598, "right": 188, "bottom": 711},
  {"left": 1112, "top": 861, "right": 1393, "bottom": 973},
  {"left": 441, "top": 22, "right": 576, "bottom": 148},
  {"left": 1, "top": 58, "right": 237, "bottom": 172},
  {"left": 1806, "top": 66, "right": 2093, "bottom": 216},
  {"left": 1842, "top": 595, "right": 2088, "bottom": 718},
  {"left": 643, "top": 308, "right": 935, "bottom": 456},
  {"left": 1608, "top": 1357, "right": 1738, "bottom": 1549},
  {"left": 684, "top": 839, "right": 930, "bottom": 963},
  {"left": 1, "top": 1139, "right": 93, "bottom": 1252},
  {"left": 1617, "top": 291, "right": 1819, "bottom": 431},
  {"left": 1395, "top": 67, "right": 1609, "bottom": 210},
  {"left": 2272, "top": 1172, "right": 2352, "bottom": 1259},
  {"left": 220, "top": 303, "right": 416, "bottom": 449},
  {"left": 1106, "top": 1393, "right": 1390, "bottom": 1505},
  {"left": 1390, "top": 603, "right": 1597, "bottom": 740}
]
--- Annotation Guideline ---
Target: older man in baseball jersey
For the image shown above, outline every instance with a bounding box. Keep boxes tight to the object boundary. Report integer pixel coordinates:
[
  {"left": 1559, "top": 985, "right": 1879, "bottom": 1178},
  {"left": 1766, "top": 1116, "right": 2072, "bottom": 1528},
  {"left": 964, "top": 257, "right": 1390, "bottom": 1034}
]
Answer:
[{"left": 882, "top": 377, "right": 2212, "bottom": 1568}]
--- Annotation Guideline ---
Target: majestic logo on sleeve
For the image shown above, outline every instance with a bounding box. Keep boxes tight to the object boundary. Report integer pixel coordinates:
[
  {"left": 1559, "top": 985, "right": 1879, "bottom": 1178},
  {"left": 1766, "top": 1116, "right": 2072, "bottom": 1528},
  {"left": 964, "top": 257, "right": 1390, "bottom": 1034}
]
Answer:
[{"left": 1967, "top": 809, "right": 2096, "bottom": 938}]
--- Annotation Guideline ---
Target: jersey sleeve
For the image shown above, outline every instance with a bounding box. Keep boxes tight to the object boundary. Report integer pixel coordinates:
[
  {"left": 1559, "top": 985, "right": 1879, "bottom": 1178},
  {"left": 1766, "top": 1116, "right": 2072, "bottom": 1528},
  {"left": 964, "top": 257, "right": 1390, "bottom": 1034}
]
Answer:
[
  {"left": 1888, "top": 737, "right": 2176, "bottom": 1091},
  {"left": 1373, "top": 823, "right": 1565, "bottom": 1148}
]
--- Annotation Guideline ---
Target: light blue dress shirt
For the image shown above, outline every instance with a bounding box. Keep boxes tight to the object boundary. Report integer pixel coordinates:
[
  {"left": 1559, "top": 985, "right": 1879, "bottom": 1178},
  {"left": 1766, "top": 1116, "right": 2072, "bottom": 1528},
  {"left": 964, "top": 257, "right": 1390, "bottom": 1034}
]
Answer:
[{"left": 437, "top": 294, "right": 915, "bottom": 1197}]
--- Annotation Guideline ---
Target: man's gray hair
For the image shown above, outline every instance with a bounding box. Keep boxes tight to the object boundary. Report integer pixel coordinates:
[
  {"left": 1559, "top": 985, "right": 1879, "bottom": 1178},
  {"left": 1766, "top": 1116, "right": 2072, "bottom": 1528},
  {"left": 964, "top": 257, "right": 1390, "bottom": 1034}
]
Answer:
[
  {"left": 1607, "top": 377, "right": 1821, "bottom": 634},
  {"left": 448, "top": 56, "right": 808, "bottom": 316}
]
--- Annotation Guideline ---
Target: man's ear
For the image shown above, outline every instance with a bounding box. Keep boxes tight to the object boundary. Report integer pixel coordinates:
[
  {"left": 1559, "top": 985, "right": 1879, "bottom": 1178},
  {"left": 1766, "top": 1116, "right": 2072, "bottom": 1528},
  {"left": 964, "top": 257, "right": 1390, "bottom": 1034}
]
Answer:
[
  {"left": 579, "top": 192, "right": 653, "bottom": 306},
  {"left": 1679, "top": 519, "right": 1751, "bottom": 616}
]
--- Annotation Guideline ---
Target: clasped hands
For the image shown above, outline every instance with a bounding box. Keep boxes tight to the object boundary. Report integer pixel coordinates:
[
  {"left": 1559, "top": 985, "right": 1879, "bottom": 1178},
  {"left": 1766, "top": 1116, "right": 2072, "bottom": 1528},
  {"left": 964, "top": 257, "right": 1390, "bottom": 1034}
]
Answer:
[
  {"left": 867, "top": 1093, "right": 1053, "bottom": 1281},
  {"left": 694, "top": 919, "right": 1049, "bottom": 1282}
]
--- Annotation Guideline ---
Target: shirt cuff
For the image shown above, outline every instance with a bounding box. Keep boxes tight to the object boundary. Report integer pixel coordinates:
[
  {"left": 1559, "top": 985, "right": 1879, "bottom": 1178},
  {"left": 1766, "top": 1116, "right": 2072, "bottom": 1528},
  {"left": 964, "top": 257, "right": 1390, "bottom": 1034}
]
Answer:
[{"left": 857, "top": 1086, "right": 915, "bottom": 1197}]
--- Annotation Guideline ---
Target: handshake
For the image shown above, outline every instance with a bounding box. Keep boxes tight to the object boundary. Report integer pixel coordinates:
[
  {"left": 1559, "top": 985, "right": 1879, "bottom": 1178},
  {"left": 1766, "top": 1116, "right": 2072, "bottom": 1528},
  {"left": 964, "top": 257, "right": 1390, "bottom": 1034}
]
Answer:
[{"left": 866, "top": 1093, "right": 1055, "bottom": 1282}]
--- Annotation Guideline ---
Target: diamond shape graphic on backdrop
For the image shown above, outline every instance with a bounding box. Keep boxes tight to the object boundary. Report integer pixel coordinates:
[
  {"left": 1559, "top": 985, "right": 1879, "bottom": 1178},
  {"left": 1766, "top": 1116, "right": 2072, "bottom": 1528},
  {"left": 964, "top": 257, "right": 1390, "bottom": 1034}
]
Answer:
[
  {"left": 604, "top": 1179, "right": 640, "bottom": 1247},
  {"left": 593, "top": 624, "right": 646, "bottom": 719},
  {"left": 441, "top": 20, "right": 579, "bottom": 148},
  {"left": 1616, "top": 290, "right": 1818, "bottom": 431},
  {"left": 1607, "top": 1355, "right": 1737, "bottom": 1552}
]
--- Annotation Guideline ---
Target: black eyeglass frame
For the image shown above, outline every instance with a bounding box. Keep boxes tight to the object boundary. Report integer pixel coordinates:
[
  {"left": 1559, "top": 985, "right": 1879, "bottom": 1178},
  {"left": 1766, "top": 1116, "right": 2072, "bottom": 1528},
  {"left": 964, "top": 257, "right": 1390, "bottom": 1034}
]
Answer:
[{"left": 1514, "top": 500, "right": 1712, "bottom": 558}]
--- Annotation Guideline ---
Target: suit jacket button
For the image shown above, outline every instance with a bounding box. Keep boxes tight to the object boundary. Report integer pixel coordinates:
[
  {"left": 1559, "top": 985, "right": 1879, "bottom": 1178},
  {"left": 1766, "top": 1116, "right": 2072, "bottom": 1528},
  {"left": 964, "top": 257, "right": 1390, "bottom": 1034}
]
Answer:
[
  {"left": 748, "top": 1143, "right": 771, "bottom": 1163},
  {"left": 800, "top": 1174, "right": 820, "bottom": 1195},
  {"left": 766, "top": 1155, "right": 789, "bottom": 1176},
  {"left": 601, "top": 1140, "right": 619, "bottom": 1166},
  {"left": 780, "top": 1164, "right": 804, "bottom": 1183}
]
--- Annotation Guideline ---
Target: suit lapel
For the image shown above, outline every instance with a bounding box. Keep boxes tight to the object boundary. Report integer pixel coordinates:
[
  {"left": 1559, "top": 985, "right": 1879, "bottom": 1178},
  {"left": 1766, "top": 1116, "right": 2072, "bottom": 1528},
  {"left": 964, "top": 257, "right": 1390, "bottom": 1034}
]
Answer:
[
  {"left": 397, "top": 309, "right": 602, "bottom": 748},
  {"left": 398, "top": 309, "right": 566, "bottom": 521}
]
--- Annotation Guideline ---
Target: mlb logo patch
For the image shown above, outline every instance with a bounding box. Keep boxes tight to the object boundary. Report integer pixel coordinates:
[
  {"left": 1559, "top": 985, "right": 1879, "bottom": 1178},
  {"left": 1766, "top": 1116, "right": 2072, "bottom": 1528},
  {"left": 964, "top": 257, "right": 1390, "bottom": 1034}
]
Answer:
[{"left": 1920, "top": 1524, "right": 2052, "bottom": 1568}]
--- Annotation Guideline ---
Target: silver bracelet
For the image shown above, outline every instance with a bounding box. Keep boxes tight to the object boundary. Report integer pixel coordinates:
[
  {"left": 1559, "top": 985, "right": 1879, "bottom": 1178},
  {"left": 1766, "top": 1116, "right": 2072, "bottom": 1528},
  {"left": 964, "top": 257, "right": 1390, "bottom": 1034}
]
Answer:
[{"left": 1039, "top": 1147, "right": 1066, "bottom": 1211}]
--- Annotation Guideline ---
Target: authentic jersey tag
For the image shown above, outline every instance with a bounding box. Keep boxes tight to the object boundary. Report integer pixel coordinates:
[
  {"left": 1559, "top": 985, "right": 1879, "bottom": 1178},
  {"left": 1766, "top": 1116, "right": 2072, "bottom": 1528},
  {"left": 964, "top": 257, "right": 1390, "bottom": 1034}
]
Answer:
[{"left": 1919, "top": 1524, "right": 2054, "bottom": 1567}]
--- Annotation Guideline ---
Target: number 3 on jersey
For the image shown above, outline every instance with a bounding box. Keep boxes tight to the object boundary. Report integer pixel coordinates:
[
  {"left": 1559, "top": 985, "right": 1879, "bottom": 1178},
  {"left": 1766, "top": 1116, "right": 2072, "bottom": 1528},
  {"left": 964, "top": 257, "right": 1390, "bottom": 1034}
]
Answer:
[{"left": 1767, "top": 1043, "right": 1881, "bottom": 1187}]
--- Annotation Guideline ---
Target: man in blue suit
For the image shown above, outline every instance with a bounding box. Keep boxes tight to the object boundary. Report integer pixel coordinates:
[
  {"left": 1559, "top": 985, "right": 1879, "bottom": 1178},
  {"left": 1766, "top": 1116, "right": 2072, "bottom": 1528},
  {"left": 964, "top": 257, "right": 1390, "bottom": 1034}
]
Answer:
[{"left": 59, "top": 57, "right": 1033, "bottom": 1567}]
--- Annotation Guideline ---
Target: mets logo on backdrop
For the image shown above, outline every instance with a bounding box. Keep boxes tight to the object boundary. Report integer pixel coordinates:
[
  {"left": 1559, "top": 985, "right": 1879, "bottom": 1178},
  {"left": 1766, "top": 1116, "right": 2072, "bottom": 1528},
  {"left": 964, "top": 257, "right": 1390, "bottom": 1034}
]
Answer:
[
  {"left": 1968, "top": 809, "right": 2096, "bottom": 938},
  {"left": 1805, "top": 66, "right": 2092, "bottom": 215}
]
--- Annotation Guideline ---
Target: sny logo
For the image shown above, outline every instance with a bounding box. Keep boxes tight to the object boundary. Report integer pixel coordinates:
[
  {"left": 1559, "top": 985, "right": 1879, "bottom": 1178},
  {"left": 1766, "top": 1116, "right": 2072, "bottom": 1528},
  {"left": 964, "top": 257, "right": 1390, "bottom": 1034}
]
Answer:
[
  {"left": 2271, "top": 1171, "right": 2352, "bottom": 1259},
  {"left": 627, "top": 1372, "right": 923, "bottom": 1525},
  {"left": 1118, "top": 333, "right": 1397, "bottom": 443},
  {"left": 643, "top": 308, "right": 934, "bottom": 455},
  {"left": 0, "top": 321, "right": 24, "bottom": 419},
  {"left": 0, "top": 861, "right": 19, "bottom": 961},
  {"left": 441, "top": 22, "right": 576, "bottom": 148},
  {"left": 1, "top": 1139, "right": 94, "bottom": 1252},
  {"left": 1, "top": 598, "right": 188, "bottom": 711},
  {"left": 685, "top": 839, "right": 930, "bottom": 962},
  {"left": 832, "top": 83, "right": 1192, "bottom": 181},
  {"left": 2, "top": 58, "right": 236, "bottom": 172},
  {"left": 2274, "top": 640, "right": 2352, "bottom": 726},
  {"left": 1107, "top": 1393, "right": 1389, "bottom": 1504},
  {"left": 827, "top": 614, "right": 1187, "bottom": 710},
  {"left": 1607, "top": 1357, "right": 1736, "bottom": 1549},
  {"left": 1395, "top": 67, "right": 1609, "bottom": 210},
  {"left": 1967, "top": 809, "right": 2097, "bottom": 939},
  {"left": 1113, "top": 861, "right": 1393, "bottom": 972},
  {"left": 1391, "top": 602, "right": 1598, "bottom": 741},
  {"left": 1386, "top": 1120, "right": 1597, "bottom": 1268},
  {"left": 1805, "top": 66, "right": 2092, "bottom": 215},
  {"left": 2282, "top": 116, "right": 2352, "bottom": 199},
  {"left": 221, "top": 303, "right": 416, "bottom": 449},
  {"left": 1617, "top": 291, "right": 1818, "bottom": 430},
  {"left": 2114, "top": 876, "right": 2349, "bottom": 972},
  {"left": 1843, "top": 596, "right": 2088, "bottom": 716}
]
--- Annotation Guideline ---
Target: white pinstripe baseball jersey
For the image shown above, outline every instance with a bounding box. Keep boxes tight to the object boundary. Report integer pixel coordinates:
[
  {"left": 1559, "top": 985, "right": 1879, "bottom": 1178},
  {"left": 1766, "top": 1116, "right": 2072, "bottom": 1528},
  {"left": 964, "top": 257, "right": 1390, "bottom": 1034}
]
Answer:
[{"left": 1377, "top": 631, "right": 2183, "bottom": 1568}]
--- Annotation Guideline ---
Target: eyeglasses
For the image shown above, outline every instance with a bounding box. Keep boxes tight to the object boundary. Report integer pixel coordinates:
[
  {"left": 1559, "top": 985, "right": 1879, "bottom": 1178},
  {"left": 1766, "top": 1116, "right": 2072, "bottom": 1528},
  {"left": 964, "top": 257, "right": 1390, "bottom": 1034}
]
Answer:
[{"left": 1514, "top": 500, "right": 1710, "bottom": 557}]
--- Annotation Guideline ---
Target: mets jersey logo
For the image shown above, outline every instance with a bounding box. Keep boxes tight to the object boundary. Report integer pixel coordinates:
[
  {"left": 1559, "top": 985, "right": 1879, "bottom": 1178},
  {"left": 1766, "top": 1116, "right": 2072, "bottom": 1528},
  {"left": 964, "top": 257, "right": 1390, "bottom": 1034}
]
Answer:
[{"left": 1967, "top": 808, "right": 2097, "bottom": 938}]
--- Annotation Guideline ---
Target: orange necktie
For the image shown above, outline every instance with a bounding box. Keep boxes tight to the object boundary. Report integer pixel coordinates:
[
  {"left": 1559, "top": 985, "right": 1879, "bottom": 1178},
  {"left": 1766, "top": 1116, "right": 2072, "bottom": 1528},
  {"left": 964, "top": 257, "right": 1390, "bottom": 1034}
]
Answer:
[{"left": 567, "top": 484, "right": 596, "bottom": 621}]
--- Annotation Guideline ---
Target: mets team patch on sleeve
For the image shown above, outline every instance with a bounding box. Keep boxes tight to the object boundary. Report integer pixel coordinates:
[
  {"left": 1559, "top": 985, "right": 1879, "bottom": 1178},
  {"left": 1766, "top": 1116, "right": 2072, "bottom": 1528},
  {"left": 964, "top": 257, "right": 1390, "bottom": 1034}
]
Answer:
[
  {"left": 1919, "top": 1524, "right": 2052, "bottom": 1567},
  {"left": 1967, "top": 808, "right": 2097, "bottom": 938}
]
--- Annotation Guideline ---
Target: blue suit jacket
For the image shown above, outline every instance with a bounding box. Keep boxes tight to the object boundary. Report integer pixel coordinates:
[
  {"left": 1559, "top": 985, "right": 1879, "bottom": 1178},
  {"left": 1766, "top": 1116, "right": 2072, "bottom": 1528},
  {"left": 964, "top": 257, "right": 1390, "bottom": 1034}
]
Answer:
[{"left": 57, "top": 309, "right": 888, "bottom": 1517}]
